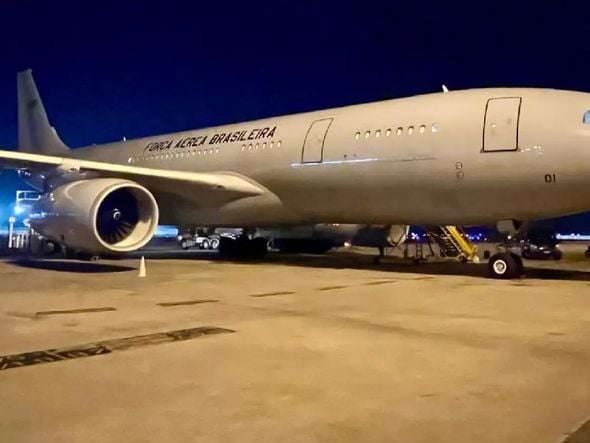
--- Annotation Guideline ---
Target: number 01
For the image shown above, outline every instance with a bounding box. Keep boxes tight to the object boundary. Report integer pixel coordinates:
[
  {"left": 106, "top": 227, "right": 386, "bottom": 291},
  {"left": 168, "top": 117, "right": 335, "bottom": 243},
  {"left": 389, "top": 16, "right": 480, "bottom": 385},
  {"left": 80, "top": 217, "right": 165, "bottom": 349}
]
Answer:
[{"left": 544, "top": 174, "right": 556, "bottom": 183}]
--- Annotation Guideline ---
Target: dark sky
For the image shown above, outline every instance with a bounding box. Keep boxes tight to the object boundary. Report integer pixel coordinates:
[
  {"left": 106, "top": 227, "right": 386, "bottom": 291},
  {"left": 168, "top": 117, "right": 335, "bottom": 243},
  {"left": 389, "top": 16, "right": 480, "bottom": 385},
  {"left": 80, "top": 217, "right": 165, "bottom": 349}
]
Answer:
[{"left": 0, "top": 1, "right": 590, "bottom": 230}]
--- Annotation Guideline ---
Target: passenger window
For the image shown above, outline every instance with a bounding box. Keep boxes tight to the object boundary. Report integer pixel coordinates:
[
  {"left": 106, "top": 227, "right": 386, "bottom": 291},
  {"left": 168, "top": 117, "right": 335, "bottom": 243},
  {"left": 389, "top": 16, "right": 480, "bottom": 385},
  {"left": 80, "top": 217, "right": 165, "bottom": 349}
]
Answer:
[
  {"left": 431, "top": 123, "right": 439, "bottom": 133},
  {"left": 375, "top": 130, "right": 381, "bottom": 138},
  {"left": 270, "top": 142, "right": 274, "bottom": 149},
  {"left": 355, "top": 132, "right": 360, "bottom": 140},
  {"left": 419, "top": 125, "right": 426, "bottom": 134},
  {"left": 262, "top": 142, "right": 267, "bottom": 149},
  {"left": 386, "top": 129, "right": 391, "bottom": 137},
  {"left": 396, "top": 127, "right": 403, "bottom": 136},
  {"left": 584, "top": 111, "right": 590, "bottom": 124},
  {"left": 408, "top": 126, "right": 414, "bottom": 135},
  {"left": 277, "top": 141, "right": 282, "bottom": 148},
  {"left": 365, "top": 131, "right": 371, "bottom": 139}
]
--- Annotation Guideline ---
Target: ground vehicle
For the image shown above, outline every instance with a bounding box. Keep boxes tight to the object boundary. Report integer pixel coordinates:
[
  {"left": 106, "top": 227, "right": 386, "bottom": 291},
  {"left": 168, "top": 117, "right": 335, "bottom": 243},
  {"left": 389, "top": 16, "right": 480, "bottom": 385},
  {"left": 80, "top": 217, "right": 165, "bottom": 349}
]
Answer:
[
  {"left": 177, "top": 232, "right": 220, "bottom": 250},
  {"left": 521, "top": 241, "right": 562, "bottom": 260},
  {"left": 520, "top": 229, "right": 562, "bottom": 260}
]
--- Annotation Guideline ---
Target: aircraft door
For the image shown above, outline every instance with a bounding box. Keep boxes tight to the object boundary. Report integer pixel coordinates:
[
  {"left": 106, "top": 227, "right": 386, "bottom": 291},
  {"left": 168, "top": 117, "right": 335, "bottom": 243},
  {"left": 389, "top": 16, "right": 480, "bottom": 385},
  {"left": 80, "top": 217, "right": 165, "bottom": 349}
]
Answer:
[
  {"left": 482, "top": 97, "right": 521, "bottom": 152},
  {"left": 302, "top": 118, "right": 333, "bottom": 163}
]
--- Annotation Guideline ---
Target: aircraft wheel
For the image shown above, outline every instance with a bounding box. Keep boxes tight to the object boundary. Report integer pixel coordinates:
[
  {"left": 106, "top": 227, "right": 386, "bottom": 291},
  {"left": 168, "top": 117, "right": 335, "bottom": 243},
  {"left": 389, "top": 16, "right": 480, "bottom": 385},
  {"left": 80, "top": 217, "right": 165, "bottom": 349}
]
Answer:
[
  {"left": 180, "top": 240, "right": 190, "bottom": 250},
  {"left": 218, "top": 237, "right": 237, "bottom": 256},
  {"left": 201, "top": 239, "right": 210, "bottom": 250},
  {"left": 210, "top": 238, "right": 219, "bottom": 250},
  {"left": 250, "top": 237, "right": 268, "bottom": 258},
  {"left": 42, "top": 240, "right": 58, "bottom": 256},
  {"left": 488, "top": 252, "right": 521, "bottom": 279}
]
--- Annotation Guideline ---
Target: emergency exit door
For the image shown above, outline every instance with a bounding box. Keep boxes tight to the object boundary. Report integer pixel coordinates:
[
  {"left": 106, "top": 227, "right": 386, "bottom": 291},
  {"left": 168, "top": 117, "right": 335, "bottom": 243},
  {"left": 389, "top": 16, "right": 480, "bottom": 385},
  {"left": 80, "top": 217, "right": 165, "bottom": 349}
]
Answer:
[
  {"left": 482, "top": 97, "right": 521, "bottom": 152},
  {"left": 301, "top": 118, "right": 333, "bottom": 163}
]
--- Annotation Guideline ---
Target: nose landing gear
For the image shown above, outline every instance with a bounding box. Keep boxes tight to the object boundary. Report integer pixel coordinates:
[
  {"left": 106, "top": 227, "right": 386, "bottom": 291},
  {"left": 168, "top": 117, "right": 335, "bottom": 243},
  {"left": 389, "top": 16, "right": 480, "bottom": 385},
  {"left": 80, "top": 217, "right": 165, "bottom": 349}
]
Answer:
[{"left": 487, "top": 252, "right": 524, "bottom": 279}]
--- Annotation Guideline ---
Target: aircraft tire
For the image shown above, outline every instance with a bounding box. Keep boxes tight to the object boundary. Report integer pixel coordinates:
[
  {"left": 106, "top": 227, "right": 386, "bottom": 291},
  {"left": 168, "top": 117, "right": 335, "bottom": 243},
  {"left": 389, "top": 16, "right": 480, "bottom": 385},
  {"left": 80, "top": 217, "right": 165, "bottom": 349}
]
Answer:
[
  {"left": 218, "top": 237, "right": 237, "bottom": 257},
  {"left": 201, "top": 239, "right": 210, "bottom": 250},
  {"left": 488, "top": 252, "right": 520, "bottom": 279},
  {"left": 42, "top": 240, "right": 58, "bottom": 256},
  {"left": 249, "top": 237, "right": 268, "bottom": 258}
]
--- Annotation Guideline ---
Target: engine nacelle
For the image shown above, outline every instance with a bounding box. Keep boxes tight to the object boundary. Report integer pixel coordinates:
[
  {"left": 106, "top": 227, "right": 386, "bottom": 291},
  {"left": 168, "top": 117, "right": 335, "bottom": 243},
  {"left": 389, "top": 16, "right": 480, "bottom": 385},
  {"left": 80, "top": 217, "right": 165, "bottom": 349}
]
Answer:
[{"left": 29, "top": 178, "right": 159, "bottom": 253}]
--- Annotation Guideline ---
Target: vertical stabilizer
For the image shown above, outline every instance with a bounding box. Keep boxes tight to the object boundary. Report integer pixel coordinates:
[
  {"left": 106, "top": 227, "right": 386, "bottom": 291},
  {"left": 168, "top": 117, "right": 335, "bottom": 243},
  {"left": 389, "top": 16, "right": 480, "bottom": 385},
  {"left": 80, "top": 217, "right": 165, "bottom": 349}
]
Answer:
[{"left": 17, "top": 69, "right": 69, "bottom": 154}]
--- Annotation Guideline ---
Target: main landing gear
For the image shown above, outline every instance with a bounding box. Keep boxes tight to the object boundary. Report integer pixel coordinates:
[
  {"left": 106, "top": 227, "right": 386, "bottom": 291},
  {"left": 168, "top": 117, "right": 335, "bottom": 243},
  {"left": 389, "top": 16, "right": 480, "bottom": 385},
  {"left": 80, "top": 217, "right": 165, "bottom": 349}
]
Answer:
[
  {"left": 487, "top": 252, "right": 524, "bottom": 279},
  {"left": 218, "top": 234, "right": 268, "bottom": 259}
]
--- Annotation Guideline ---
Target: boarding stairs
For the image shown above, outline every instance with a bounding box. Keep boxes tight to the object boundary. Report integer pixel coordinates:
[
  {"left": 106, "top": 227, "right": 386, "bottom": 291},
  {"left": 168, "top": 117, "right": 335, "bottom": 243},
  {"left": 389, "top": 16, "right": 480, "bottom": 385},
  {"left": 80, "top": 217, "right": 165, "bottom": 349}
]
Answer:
[{"left": 425, "top": 226, "right": 478, "bottom": 262}]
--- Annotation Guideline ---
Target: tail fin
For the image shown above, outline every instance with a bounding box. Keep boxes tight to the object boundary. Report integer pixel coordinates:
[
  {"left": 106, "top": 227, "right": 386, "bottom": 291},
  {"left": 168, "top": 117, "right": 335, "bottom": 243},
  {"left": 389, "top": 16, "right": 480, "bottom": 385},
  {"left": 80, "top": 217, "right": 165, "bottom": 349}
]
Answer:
[{"left": 17, "top": 69, "right": 69, "bottom": 154}]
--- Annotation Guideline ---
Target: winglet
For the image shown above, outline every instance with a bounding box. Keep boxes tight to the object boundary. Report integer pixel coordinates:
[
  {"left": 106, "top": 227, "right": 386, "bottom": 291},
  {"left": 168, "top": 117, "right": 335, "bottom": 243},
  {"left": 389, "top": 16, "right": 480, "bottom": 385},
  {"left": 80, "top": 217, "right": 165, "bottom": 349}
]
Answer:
[{"left": 442, "top": 84, "right": 450, "bottom": 93}]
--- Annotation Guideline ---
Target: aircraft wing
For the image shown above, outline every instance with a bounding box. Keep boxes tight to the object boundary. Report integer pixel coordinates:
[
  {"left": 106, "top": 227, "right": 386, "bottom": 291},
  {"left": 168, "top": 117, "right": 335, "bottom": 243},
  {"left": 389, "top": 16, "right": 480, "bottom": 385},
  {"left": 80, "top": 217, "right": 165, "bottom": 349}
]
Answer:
[{"left": 0, "top": 149, "right": 265, "bottom": 206}]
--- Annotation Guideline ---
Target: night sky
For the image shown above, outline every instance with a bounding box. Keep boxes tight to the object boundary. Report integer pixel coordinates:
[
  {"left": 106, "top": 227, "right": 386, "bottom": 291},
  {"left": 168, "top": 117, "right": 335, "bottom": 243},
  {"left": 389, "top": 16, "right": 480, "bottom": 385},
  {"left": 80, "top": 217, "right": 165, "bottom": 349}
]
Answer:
[{"left": 1, "top": 1, "right": 590, "bottom": 231}]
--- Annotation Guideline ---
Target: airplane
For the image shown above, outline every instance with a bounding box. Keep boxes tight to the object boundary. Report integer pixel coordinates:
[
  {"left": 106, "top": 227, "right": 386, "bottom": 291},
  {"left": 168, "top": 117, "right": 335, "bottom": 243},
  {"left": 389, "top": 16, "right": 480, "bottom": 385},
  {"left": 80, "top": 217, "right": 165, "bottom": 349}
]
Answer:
[{"left": 1, "top": 69, "right": 589, "bottom": 279}]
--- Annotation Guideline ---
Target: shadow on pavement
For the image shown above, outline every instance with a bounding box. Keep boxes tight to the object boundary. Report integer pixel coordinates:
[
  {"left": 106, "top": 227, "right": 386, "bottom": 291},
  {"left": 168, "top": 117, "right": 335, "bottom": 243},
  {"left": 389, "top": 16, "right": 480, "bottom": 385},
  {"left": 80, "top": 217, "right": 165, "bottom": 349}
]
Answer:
[
  {"left": 137, "top": 249, "right": 590, "bottom": 282},
  {"left": 6, "top": 248, "right": 590, "bottom": 281},
  {"left": 9, "top": 259, "right": 135, "bottom": 273},
  {"left": 266, "top": 254, "right": 590, "bottom": 281}
]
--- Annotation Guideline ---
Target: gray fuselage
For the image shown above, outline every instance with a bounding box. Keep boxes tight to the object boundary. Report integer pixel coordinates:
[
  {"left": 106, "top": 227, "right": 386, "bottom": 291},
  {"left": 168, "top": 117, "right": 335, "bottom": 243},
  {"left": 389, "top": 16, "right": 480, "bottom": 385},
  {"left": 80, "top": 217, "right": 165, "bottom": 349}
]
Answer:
[{"left": 67, "top": 87, "right": 590, "bottom": 228}]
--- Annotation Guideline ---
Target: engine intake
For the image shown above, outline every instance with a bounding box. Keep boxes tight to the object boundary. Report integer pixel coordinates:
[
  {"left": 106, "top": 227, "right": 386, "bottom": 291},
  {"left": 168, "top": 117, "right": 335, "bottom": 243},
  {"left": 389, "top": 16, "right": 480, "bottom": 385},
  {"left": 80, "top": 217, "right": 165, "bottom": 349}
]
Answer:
[{"left": 30, "top": 178, "right": 159, "bottom": 253}]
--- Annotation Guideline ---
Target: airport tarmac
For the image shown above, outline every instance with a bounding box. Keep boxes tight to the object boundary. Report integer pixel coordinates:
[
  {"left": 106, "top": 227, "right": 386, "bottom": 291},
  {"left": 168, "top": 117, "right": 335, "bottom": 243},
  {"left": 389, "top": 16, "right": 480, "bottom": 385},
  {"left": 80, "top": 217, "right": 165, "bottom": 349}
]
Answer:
[{"left": 1, "top": 247, "right": 590, "bottom": 442}]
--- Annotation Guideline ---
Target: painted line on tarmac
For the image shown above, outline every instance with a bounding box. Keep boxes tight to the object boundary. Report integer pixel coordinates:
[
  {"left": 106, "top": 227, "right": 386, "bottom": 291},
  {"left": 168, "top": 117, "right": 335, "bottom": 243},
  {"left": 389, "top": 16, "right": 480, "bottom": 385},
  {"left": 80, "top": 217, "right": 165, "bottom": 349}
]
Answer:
[
  {"left": 363, "top": 280, "right": 397, "bottom": 286},
  {"left": 35, "top": 307, "right": 117, "bottom": 316},
  {"left": 157, "top": 299, "right": 219, "bottom": 307},
  {"left": 250, "top": 291, "right": 295, "bottom": 298},
  {"left": 0, "top": 326, "right": 235, "bottom": 371}
]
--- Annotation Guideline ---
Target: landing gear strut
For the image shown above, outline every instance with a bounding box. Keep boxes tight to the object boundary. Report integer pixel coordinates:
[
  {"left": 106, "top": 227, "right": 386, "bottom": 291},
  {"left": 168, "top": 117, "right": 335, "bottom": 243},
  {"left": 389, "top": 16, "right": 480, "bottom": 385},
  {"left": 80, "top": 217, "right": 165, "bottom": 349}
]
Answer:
[{"left": 373, "top": 246, "right": 385, "bottom": 264}]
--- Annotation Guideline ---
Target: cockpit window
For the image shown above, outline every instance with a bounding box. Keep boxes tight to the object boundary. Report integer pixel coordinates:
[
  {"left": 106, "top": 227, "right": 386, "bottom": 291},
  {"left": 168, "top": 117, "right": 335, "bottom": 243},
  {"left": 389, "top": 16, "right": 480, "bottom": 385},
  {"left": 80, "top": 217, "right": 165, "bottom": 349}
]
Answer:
[{"left": 584, "top": 110, "right": 590, "bottom": 124}]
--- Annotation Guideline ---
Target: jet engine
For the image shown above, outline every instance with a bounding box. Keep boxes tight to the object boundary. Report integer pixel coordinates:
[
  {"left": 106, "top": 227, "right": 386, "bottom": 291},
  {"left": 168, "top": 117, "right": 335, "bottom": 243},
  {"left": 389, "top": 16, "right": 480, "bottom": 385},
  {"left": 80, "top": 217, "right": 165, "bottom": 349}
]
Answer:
[{"left": 29, "top": 178, "right": 159, "bottom": 253}]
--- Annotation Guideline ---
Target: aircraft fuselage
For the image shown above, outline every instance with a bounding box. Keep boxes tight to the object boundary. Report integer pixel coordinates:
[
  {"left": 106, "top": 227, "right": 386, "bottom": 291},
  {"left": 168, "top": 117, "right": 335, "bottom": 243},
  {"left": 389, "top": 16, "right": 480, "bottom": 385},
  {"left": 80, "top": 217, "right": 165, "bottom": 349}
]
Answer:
[{"left": 68, "top": 87, "right": 590, "bottom": 228}]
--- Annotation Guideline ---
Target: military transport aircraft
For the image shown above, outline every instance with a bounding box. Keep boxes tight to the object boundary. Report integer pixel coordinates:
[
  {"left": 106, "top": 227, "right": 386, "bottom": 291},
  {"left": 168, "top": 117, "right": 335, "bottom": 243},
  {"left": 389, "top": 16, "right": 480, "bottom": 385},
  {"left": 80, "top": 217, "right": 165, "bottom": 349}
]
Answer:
[{"left": 1, "top": 69, "right": 589, "bottom": 278}]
